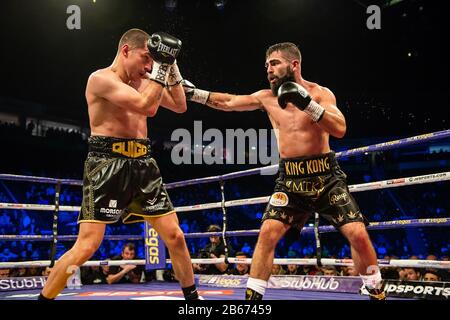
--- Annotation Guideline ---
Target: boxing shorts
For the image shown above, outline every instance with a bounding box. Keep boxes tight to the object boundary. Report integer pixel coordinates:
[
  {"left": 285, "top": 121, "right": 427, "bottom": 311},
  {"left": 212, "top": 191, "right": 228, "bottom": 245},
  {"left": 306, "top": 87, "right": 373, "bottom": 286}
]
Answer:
[
  {"left": 262, "top": 152, "right": 369, "bottom": 229},
  {"left": 78, "top": 136, "right": 174, "bottom": 224}
]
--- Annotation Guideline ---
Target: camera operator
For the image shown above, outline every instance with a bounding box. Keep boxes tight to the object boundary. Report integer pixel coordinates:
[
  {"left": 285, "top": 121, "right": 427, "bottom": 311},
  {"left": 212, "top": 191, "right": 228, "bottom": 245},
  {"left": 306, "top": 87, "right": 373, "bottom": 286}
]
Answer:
[{"left": 193, "top": 225, "right": 232, "bottom": 274}]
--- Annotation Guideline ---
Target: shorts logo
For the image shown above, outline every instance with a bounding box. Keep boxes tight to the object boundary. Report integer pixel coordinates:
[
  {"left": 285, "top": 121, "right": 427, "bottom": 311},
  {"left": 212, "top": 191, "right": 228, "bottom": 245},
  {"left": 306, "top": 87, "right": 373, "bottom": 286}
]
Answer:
[
  {"left": 99, "top": 207, "right": 122, "bottom": 215},
  {"left": 329, "top": 188, "right": 350, "bottom": 207},
  {"left": 147, "top": 196, "right": 158, "bottom": 206},
  {"left": 112, "top": 141, "right": 147, "bottom": 158},
  {"left": 269, "top": 192, "right": 289, "bottom": 207},
  {"left": 109, "top": 200, "right": 117, "bottom": 208}
]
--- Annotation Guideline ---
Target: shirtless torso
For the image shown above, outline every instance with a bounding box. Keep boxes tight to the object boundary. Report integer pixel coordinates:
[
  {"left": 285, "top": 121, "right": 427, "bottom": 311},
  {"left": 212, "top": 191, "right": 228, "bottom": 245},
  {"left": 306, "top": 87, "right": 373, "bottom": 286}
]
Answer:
[
  {"left": 253, "top": 81, "right": 333, "bottom": 158},
  {"left": 86, "top": 68, "right": 150, "bottom": 138},
  {"left": 86, "top": 65, "right": 186, "bottom": 139}
]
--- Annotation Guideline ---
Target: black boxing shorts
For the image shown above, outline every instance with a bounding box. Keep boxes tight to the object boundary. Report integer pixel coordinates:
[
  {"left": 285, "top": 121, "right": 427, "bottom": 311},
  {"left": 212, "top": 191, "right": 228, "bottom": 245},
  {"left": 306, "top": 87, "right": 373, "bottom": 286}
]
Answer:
[
  {"left": 78, "top": 136, "right": 175, "bottom": 224},
  {"left": 262, "top": 152, "right": 369, "bottom": 229}
]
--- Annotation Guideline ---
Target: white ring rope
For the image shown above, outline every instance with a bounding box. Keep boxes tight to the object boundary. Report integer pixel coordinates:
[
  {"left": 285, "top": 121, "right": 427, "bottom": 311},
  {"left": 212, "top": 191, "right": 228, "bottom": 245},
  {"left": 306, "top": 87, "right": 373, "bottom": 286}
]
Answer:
[
  {"left": 1, "top": 258, "right": 448, "bottom": 269},
  {"left": 1, "top": 171, "right": 449, "bottom": 213}
]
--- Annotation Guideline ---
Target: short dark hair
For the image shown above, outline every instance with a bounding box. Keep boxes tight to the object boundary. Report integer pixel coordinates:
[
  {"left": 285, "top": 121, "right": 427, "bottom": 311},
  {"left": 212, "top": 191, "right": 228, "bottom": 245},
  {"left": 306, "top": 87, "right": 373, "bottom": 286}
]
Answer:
[
  {"left": 266, "top": 42, "right": 302, "bottom": 63},
  {"left": 322, "top": 266, "right": 337, "bottom": 271},
  {"left": 207, "top": 224, "right": 222, "bottom": 232},
  {"left": 122, "top": 243, "right": 136, "bottom": 252},
  {"left": 118, "top": 28, "right": 150, "bottom": 51},
  {"left": 235, "top": 251, "right": 246, "bottom": 257},
  {"left": 423, "top": 269, "right": 440, "bottom": 278}
]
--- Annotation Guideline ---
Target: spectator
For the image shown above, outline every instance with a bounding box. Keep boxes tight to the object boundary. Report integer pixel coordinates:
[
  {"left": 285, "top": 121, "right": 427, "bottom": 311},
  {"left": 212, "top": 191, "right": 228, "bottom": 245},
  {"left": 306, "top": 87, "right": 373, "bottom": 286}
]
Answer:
[
  {"left": 403, "top": 267, "right": 421, "bottom": 281},
  {"left": 106, "top": 243, "right": 144, "bottom": 284},
  {"left": 0, "top": 268, "right": 10, "bottom": 278},
  {"left": 271, "top": 264, "right": 286, "bottom": 275},
  {"left": 81, "top": 265, "right": 109, "bottom": 285},
  {"left": 42, "top": 267, "right": 52, "bottom": 276},
  {"left": 227, "top": 252, "right": 250, "bottom": 275},
  {"left": 321, "top": 266, "right": 338, "bottom": 276},
  {"left": 342, "top": 265, "right": 357, "bottom": 276},
  {"left": 422, "top": 269, "right": 441, "bottom": 282},
  {"left": 193, "top": 225, "right": 231, "bottom": 275}
]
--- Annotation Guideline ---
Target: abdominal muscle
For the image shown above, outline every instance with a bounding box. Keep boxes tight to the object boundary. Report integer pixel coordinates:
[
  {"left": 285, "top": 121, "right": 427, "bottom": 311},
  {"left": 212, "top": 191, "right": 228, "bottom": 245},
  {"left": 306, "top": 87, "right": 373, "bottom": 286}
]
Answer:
[{"left": 268, "top": 108, "right": 330, "bottom": 158}]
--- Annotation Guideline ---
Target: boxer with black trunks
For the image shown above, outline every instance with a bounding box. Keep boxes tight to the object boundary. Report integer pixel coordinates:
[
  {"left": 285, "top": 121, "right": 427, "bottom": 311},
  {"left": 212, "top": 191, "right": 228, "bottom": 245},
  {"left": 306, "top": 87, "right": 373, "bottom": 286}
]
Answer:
[
  {"left": 38, "top": 28, "right": 200, "bottom": 300},
  {"left": 183, "top": 42, "right": 386, "bottom": 300}
]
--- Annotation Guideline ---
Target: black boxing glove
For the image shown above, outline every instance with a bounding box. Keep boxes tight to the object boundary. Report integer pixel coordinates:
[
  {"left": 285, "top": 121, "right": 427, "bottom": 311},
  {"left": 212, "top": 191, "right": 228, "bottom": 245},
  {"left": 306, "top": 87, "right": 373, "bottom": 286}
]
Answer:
[
  {"left": 181, "top": 79, "right": 210, "bottom": 104},
  {"left": 147, "top": 32, "right": 182, "bottom": 86},
  {"left": 277, "top": 81, "right": 325, "bottom": 122}
]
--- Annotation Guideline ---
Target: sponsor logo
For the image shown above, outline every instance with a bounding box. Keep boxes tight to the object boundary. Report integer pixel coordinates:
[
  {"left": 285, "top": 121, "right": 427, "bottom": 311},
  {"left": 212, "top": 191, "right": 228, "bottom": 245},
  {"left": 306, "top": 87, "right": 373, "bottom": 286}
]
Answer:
[
  {"left": 147, "top": 196, "right": 158, "bottom": 206},
  {"left": 144, "top": 203, "right": 166, "bottom": 211},
  {"left": 112, "top": 141, "right": 147, "bottom": 158},
  {"left": 99, "top": 208, "right": 122, "bottom": 215},
  {"left": 287, "top": 178, "right": 325, "bottom": 195},
  {"left": 0, "top": 277, "right": 47, "bottom": 291},
  {"left": 202, "top": 276, "right": 246, "bottom": 287},
  {"left": 284, "top": 158, "right": 330, "bottom": 176},
  {"left": 157, "top": 43, "right": 180, "bottom": 57},
  {"left": 275, "top": 276, "right": 341, "bottom": 291},
  {"left": 407, "top": 173, "right": 447, "bottom": 183},
  {"left": 329, "top": 188, "right": 350, "bottom": 206},
  {"left": 361, "top": 280, "right": 450, "bottom": 300},
  {"left": 109, "top": 200, "right": 117, "bottom": 208},
  {"left": 384, "top": 282, "right": 450, "bottom": 299},
  {"left": 386, "top": 178, "right": 405, "bottom": 185},
  {"left": 269, "top": 192, "right": 289, "bottom": 207},
  {"left": 145, "top": 226, "right": 163, "bottom": 267}
]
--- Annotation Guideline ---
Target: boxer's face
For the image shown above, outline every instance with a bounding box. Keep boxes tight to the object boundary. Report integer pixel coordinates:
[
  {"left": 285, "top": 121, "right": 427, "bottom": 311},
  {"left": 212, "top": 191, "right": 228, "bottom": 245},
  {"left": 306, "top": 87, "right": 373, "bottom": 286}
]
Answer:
[
  {"left": 266, "top": 51, "right": 296, "bottom": 96},
  {"left": 124, "top": 43, "right": 152, "bottom": 81}
]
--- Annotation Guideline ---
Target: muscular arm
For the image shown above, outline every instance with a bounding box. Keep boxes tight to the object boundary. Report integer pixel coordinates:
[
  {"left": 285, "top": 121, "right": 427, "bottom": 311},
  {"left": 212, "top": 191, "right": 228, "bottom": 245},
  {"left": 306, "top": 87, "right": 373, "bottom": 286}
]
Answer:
[
  {"left": 205, "top": 91, "right": 264, "bottom": 112},
  {"left": 160, "top": 84, "right": 188, "bottom": 113},
  {"left": 316, "top": 88, "right": 346, "bottom": 138},
  {"left": 88, "top": 72, "right": 163, "bottom": 117}
]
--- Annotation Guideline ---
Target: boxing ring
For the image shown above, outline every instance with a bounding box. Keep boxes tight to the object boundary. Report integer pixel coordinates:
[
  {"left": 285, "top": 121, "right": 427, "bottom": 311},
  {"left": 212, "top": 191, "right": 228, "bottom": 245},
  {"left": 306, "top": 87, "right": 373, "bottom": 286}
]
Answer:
[{"left": 0, "top": 129, "right": 449, "bottom": 300}]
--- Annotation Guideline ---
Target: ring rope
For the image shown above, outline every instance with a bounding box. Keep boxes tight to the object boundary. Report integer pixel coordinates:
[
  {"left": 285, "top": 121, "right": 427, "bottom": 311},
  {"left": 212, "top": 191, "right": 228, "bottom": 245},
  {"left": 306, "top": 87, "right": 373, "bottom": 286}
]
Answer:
[
  {"left": 1, "top": 258, "right": 448, "bottom": 269},
  {"left": 0, "top": 130, "right": 448, "bottom": 188},
  {"left": 0, "top": 218, "right": 448, "bottom": 241},
  {"left": 0, "top": 130, "right": 449, "bottom": 274},
  {"left": 1, "top": 171, "right": 448, "bottom": 213}
]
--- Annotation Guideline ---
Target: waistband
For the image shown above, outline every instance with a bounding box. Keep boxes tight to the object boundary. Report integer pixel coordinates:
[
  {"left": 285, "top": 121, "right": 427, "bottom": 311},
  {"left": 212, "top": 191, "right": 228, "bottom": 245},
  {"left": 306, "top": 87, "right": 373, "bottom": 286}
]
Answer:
[
  {"left": 88, "top": 136, "right": 151, "bottom": 159},
  {"left": 279, "top": 152, "right": 338, "bottom": 177}
]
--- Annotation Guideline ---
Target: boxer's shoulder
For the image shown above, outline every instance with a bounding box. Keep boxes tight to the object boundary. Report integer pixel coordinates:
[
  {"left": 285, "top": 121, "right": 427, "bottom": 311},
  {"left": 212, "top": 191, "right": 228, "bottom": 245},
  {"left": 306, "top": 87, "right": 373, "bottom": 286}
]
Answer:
[
  {"left": 87, "top": 68, "right": 125, "bottom": 93},
  {"left": 303, "top": 81, "right": 335, "bottom": 103}
]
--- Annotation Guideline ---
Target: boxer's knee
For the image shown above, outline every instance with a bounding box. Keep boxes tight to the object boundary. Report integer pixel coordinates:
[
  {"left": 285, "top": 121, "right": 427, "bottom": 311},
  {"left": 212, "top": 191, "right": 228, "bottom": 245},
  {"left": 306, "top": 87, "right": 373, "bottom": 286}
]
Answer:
[
  {"left": 71, "top": 242, "right": 99, "bottom": 263},
  {"left": 345, "top": 226, "right": 371, "bottom": 251},
  {"left": 257, "top": 222, "right": 283, "bottom": 250},
  {"left": 164, "top": 226, "right": 186, "bottom": 249}
]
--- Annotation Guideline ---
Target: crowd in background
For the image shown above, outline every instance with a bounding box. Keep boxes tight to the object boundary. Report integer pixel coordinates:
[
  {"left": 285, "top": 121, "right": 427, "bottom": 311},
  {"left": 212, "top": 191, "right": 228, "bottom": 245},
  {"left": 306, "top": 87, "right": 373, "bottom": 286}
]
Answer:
[{"left": 0, "top": 120, "right": 449, "bottom": 284}]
